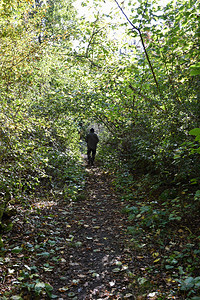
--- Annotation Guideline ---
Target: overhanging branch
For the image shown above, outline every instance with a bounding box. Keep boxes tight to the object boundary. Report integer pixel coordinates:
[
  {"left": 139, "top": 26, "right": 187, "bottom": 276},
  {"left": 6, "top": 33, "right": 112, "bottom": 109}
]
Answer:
[
  {"left": 114, "top": 0, "right": 160, "bottom": 94},
  {"left": 129, "top": 84, "right": 163, "bottom": 111}
]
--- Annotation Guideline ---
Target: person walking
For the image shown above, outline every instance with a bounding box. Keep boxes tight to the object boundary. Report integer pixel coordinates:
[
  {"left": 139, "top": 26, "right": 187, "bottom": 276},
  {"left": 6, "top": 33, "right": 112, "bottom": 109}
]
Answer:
[{"left": 85, "top": 128, "right": 99, "bottom": 165}]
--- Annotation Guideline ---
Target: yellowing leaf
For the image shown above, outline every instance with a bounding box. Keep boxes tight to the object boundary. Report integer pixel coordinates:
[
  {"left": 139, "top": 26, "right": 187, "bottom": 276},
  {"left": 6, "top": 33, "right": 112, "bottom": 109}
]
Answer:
[
  {"left": 58, "top": 286, "right": 69, "bottom": 292},
  {"left": 152, "top": 252, "right": 159, "bottom": 258}
]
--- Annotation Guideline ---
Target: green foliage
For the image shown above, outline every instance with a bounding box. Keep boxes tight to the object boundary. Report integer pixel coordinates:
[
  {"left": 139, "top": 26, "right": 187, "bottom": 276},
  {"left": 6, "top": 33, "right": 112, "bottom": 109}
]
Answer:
[
  {"left": 177, "top": 276, "right": 200, "bottom": 297},
  {"left": 18, "top": 269, "right": 54, "bottom": 298},
  {"left": 190, "top": 63, "right": 200, "bottom": 76},
  {"left": 0, "top": 0, "right": 83, "bottom": 228},
  {"left": 189, "top": 128, "right": 200, "bottom": 154},
  {"left": 189, "top": 128, "right": 200, "bottom": 141},
  {"left": 0, "top": 0, "right": 199, "bottom": 297}
]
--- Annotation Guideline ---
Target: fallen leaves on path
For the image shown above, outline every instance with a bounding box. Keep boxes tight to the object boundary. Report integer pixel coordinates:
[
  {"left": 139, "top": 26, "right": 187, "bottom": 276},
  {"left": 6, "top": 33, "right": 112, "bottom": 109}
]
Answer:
[{"left": 0, "top": 166, "right": 175, "bottom": 299}]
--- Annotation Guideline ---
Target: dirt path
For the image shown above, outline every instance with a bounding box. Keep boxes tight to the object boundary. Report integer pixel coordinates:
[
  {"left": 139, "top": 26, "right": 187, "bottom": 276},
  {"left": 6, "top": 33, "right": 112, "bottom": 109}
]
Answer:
[
  {"left": 51, "top": 166, "right": 135, "bottom": 299},
  {"left": 1, "top": 166, "right": 140, "bottom": 299}
]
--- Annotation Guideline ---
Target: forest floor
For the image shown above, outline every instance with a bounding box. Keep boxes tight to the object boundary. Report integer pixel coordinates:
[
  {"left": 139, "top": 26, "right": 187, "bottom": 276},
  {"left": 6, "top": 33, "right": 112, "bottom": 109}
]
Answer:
[
  {"left": 2, "top": 162, "right": 195, "bottom": 299},
  {"left": 0, "top": 163, "right": 158, "bottom": 300}
]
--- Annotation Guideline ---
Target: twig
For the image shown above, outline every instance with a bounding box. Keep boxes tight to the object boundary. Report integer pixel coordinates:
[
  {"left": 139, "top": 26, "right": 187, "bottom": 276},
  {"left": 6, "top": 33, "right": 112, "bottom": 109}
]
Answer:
[{"left": 113, "top": 0, "right": 160, "bottom": 94}]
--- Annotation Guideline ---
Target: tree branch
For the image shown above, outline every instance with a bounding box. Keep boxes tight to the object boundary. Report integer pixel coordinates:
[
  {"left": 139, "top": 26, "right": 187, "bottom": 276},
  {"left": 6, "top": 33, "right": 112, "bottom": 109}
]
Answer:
[
  {"left": 129, "top": 83, "right": 163, "bottom": 110},
  {"left": 114, "top": 0, "right": 160, "bottom": 94}
]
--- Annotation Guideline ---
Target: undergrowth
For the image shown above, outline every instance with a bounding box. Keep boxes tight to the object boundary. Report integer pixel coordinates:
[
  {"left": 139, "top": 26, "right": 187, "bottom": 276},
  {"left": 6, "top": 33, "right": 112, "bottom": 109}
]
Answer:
[{"left": 97, "top": 136, "right": 200, "bottom": 300}]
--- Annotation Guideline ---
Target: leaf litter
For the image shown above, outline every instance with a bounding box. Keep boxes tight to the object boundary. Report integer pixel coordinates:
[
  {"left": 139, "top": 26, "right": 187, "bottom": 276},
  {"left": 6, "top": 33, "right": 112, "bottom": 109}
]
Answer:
[{"left": 0, "top": 166, "right": 191, "bottom": 299}]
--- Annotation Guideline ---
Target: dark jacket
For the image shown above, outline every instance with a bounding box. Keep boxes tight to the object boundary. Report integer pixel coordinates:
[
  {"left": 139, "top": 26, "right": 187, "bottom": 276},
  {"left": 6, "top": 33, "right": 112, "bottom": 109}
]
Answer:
[{"left": 85, "top": 132, "right": 99, "bottom": 150}]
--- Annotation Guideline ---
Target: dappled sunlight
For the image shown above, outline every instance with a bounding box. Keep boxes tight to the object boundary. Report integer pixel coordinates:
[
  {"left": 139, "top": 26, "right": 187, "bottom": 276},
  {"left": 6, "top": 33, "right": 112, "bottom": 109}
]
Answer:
[
  {"left": 31, "top": 199, "right": 58, "bottom": 210},
  {"left": 1, "top": 0, "right": 199, "bottom": 298}
]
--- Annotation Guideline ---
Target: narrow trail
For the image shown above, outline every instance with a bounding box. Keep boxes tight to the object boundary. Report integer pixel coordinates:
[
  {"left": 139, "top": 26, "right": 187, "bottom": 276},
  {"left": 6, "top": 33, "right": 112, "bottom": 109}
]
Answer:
[
  {"left": 1, "top": 165, "right": 144, "bottom": 299},
  {"left": 51, "top": 166, "right": 136, "bottom": 299}
]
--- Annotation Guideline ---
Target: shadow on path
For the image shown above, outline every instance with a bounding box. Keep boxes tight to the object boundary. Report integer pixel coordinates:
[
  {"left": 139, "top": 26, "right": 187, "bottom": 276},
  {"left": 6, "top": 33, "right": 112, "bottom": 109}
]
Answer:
[
  {"left": 1, "top": 165, "right": 138, "bottom": 300},
  {"left": 52, "top": 165, "right": 135, "bottom": 299}
]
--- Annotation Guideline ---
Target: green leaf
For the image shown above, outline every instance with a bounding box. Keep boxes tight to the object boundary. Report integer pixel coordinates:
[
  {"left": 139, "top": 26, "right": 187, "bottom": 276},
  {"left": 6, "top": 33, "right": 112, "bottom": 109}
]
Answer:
[
  {"left": 180, "top": 276, "right": 194, "bottom": 290},
  {"left": 68, "top": 292, "right": 76, "bottom": 297},
  {"left": 48, "top": 240, "right": 56, "bottom": 246},
  {"left": 11, "top": 247, "right": 23, "bottom": 254},
  {"left": 37, "top": 251, "right": 50, "bottom": 257},
  {"left": 190, "top": 69, "right": 200, "bottom": 76},
  {"left": 165, "top": 265, "right": 174, "bottom": 269},
  {"left": 74, "top": 241, "right": 82, "bottom": 247},
  {"left": 178, "top": 266, "right": 185, "bottom": 275},
  {"left": 0, "top": 236, "right": 4, "bottom": 248},
  {"left": 190, "top": 63, "right": 200, "bottom": 76},
  {"left": 35, "top": 282, "right": 45, "bottom": 289},
  {"left": 194, "top": 190, "right": 200, "bottom": 200},
  {"left": 45, "top": 282, "right": 53, "bottom": 292},
  {"left": 189, "top": 128, "right": 200, "bottom": 136},
  {"left": 194, "top": 276, "right": 200, "bottom": 288},
  {"left": 138, "top": 277, "right": 148, "bottom": 285},
  {"left": 112, "top": 267, "right": 121, "bottom": 273}
]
